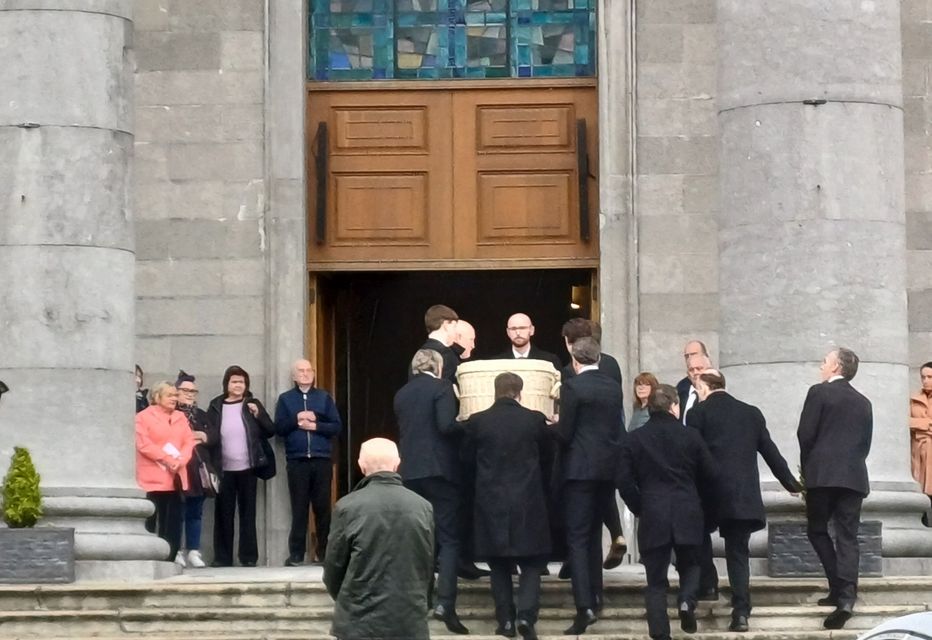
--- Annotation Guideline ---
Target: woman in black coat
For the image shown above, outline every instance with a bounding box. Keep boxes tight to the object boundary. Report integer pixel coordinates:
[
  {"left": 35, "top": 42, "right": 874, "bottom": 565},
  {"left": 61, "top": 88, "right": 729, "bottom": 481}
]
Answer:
[{"left": 207, "top": 365, "right": 275, "bottom": 567}]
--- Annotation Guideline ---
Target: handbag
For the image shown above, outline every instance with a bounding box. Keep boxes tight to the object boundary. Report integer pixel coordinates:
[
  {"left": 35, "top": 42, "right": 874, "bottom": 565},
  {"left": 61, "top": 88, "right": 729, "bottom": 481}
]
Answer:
[
  {"left": 254, "top": 437, "right": 277, "bottom": 481},
  {"left": 194, "top": 448, "right": 220, "bottom": 497}
]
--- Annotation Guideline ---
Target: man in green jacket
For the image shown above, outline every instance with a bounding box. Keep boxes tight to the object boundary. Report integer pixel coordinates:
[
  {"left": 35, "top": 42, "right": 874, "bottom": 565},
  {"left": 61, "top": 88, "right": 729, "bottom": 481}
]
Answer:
[{"left": 324, "top": 437, "right": 435, "bottom": 640}]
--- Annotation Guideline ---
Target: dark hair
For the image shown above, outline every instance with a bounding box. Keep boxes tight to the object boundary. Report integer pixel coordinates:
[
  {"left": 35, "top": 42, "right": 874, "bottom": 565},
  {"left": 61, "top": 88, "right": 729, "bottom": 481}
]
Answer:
[
  {"left": 561, "top": 318, "right": 592, "bottom": 344},
  {"left": 648, "top": 383, "right": 679, "bottom": 414},
  {"left": 135, "top": 364, "right": 143, "bottom": 378},
  {"left": 921, "top": 361, "right": 932, "bottom": 372},
  {"left": 633, "top": 372, "right": 659, "bottom": 408},
  {"left": 222, "top": 365, "right": 251, "bottom": 396},
  {"left": 571, "top": 336, "right": 601, "bottom": 366},
  {"left": 494, "top": 372, "right": 523, "bottom": 400},
  {"left": 424, "top": 304, "right": 458, "bottom": 332},
  {"left": 175, "top": 369, "right": 196, "bottom": 388},
  {"left": 698, "top": 370, "right": 726, "bottom": 391},
  {"left": 835, "top": 347, "right": 859, "bottom": 381}
]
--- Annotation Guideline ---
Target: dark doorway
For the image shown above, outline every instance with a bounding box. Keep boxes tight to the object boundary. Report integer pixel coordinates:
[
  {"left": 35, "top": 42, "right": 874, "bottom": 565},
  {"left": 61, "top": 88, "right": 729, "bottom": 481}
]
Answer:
[{"left": 321, "top": 269, "right": 594, "bottom": 494}]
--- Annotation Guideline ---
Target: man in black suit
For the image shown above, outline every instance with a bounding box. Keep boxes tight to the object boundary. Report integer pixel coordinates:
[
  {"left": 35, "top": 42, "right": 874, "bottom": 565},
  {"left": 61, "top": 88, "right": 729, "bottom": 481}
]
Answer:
[
  {"left": 461, "top": 373, "right": 555, "bottom": 640},
  {"left": 559, "top": 318, "right": 627, "bottom": 571},
  {"left": 555, "top": 337, "right": 624, "bottom": 635},
  {"left": 618, "top": 384, "right": 718, "bottom": 640},
  {"left": 687, "top": 369, "right": 803, "bottom": 632},
  {"left": 394, "top": 349, "right": 468, "bottom": 634},
  {"left": 417, "top": 304, "right": 462, "bottom": 384},
  {"left": 495, "top": 312, "right": 563, "bottom": 371},
  {"left": 797, "top": 347, "right": 873, "bottom": 630},
  {"left": 680, "top": 351, "right": 712, "bottom": 426}
]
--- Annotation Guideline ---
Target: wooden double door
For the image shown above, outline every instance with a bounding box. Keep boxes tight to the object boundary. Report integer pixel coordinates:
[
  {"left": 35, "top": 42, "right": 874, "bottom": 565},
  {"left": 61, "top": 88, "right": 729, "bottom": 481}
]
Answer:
[{"left": 306, "top": 82, "right": 599, "bottom": 269}]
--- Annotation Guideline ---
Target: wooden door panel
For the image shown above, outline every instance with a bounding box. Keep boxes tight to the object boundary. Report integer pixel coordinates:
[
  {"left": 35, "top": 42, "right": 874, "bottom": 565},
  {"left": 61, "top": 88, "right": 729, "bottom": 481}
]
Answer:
[
  {"left": 308, "top": 92, "right": 452, "bottom": 262},
  {"left": 453, "top": 88, "right": 598, "bottom": 260}
]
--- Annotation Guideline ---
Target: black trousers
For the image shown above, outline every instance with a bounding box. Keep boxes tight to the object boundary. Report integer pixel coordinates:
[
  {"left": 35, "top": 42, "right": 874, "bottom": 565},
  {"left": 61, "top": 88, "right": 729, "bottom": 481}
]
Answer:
[
  {"left": 214, "top": 469, "right": 258, "bottom": 566},
  {"left": 641, "top": 543, "right": 700, "bottom": 640},
  {"left": 564, "top": 480, "right": 612, "bottom": 610},
  {"left": 286, "top": 457, "right": 333, "bottom": 562},
  {"left": 406, "top": 477, "right": 462, "bottom": 609},
  {"left": 699, "top": 530, "right": 719, "bottom": 593},
  {"left": 603, "top": 490, "right": 624, "bottom": 540},
  {"left": 146, "top": 490, "right": 183, "bottom": 561},
  {"left": 806, "top": 487, "right": 864, "bottom": 606},
  {"left": 488, "top": 556, "right": 547, "bottom": 625},
  {"left": 719, "top": 520, "right": 756, "bottom": 617}
]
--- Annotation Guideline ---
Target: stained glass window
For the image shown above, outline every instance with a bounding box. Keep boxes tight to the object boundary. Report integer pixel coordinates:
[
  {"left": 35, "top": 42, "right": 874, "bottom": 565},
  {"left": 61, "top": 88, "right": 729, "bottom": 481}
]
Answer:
[{"left": 309, "top": 0, "right": 595, "bottom": 80}]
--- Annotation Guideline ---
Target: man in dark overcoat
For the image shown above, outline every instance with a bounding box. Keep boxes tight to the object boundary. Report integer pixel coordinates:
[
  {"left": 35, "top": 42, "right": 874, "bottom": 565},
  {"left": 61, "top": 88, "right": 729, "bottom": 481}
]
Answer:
[
  {"left": 394, "top": 348, "right": 468, "bottom": 634},
  {"left": 555, "top": 337, "right": 624, "bottom": 635},
  {"left": 461, "top": 372, "right": 554, "bottom": 640},
  {"left": 618, "top": 384, "right": 717, "bottom": 640},
  {"left": 797, "top": 347, "right": 873, "bottom": 630},
  {"left": 686, "top": 369, "right": 803, "bottom": 631}
]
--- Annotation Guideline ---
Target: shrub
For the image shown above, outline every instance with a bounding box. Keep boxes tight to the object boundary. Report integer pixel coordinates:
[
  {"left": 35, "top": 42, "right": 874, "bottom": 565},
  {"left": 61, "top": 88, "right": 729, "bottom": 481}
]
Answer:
[{"left": 2, "top": 447, "right": 43, "bottom": 528}]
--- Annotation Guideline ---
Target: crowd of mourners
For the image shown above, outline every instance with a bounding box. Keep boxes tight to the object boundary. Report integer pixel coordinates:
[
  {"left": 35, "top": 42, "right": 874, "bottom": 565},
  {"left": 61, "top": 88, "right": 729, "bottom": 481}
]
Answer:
[{"left": 132, "top": 303, "right": 932, "bottom": 640}]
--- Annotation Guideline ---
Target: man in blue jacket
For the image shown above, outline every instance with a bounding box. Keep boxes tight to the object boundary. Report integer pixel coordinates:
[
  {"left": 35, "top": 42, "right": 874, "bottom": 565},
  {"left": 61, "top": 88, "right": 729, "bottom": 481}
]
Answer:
[{"left": 276, "top": 359, "right": 343, "bottom": 566}]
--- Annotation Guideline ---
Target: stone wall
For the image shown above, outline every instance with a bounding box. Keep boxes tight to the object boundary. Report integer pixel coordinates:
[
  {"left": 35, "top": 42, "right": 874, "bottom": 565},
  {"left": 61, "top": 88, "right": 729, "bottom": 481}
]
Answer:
[
  {"left": 634, "top": 0, "right": 720, "bottom": 385},
  {"left": 132, "top": 0, "right": 268, "bottom": 398},
  {"left": 905, "top": 0, "right": 932, "bottom": 381}
]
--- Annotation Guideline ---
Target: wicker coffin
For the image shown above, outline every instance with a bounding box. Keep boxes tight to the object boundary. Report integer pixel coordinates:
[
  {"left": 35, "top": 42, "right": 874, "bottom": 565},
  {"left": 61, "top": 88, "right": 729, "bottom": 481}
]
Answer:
[{"left": 455, "top": 358, "right": 561, "bottom": 420}]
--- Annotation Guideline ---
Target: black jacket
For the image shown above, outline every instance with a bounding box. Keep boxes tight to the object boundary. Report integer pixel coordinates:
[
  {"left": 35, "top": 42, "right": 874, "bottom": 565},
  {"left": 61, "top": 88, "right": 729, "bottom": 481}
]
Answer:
[
  {"left": 555, "top": 370, "right": 624, "bottom": 482},
  {"left": 177, "top": 403, "right": 219, "bottom": 496},
  {"left": 797, "top": 379, "right": 873, "bottom": 496},
  {"left": 324, "top": 471, "right": 434, "bottom": 640},
  {"left": 618, "top": 411, "right": 718, "bottom": 551},
  {"left": 686, "top": 391, "right": 802, "bottom": 530},
  {"left": 461, "top": 398, "right": 554, "bottom": 558},
  {"left": 562, "top": 352, "right": 626, "bottom": 425},
  {"left": 494, "top": 345, "right": 563, "bottom": 372},
  {"left": 394, "top": 373, "right": 461, "bottom": 484},
  {"left": 415, "top": 338, "right": 461, "bottom": 384},
  {"left": 206, "top": 393, "right": 275, "bottom": 472}
]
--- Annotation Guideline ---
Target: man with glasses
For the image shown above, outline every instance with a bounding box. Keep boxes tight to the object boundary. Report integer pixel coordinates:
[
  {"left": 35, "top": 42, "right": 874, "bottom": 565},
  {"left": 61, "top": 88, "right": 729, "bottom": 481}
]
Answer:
[{"left": 495, "top": 313, "right": 562, "bottom": 371}]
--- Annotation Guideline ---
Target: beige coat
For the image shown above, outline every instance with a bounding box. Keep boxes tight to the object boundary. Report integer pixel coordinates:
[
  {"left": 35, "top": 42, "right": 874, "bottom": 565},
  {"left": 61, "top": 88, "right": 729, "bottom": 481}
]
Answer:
[{"left": 909, "top": 391, "right": 932, "bottom": 495}]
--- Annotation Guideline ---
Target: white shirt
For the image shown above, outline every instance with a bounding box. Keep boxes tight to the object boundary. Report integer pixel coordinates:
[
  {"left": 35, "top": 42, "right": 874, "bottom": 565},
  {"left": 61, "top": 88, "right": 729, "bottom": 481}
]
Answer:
[
  {"left": 512, "top": 347, "right": 531, "bottom": 359},
  {"left": 577, "top": 364, "right": 600, "bottom": 374},
  {"left": 828, "top": 375, "right": 844, "bottom": 383},
  {"left": 682, "top": 387, "right": 698, "bottom": 425}
]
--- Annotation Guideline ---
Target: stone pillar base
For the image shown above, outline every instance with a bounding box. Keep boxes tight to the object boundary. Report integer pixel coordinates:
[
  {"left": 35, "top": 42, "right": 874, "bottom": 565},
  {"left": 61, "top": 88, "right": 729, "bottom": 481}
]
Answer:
[{"left": 75, "top": 561, "right": 181, "bottom": 582}]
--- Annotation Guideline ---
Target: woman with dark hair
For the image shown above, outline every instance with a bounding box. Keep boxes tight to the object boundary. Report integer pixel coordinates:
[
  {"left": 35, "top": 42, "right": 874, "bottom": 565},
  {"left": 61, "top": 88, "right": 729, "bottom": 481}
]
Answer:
[
  {"left": 175, "top": 370, "right": 219, "bottom": 568},
  {"left": 135, "top": 364, "right": 149, "bottom": 413},
  {"left": 628, "top": 372, "right": 659, "bottom": 432},
  {"left": 207, "top": 365, "right": 275, "bottom": 566}
]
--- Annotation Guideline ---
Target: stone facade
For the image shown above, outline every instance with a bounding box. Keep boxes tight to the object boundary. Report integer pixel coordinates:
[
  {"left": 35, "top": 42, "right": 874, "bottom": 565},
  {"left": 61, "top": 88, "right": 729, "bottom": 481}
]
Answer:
[{"left": 3, "top": 0, "right": 931, "bottom": 574}]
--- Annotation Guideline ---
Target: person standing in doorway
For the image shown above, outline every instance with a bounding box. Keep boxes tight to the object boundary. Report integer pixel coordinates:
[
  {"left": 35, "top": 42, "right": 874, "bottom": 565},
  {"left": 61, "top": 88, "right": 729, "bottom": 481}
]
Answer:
[
  {"left": 276, "top": 359, "right": 343, "bottom": 566},
  {"left": 798, "top": 347, "right": 873, "bottom": 630},
  {"left": 496, "top": 312, "right": 563, "bottom": 371}
]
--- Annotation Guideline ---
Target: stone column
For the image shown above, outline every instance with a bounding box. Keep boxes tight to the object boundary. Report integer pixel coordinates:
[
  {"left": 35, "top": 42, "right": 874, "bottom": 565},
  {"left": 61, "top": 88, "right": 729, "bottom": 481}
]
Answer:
[
  {"left": 717, "top": 0, "right": 932, "bottom": 563},
  {"left": 0, "top": 1, "right": 169, "bottom": 578}
]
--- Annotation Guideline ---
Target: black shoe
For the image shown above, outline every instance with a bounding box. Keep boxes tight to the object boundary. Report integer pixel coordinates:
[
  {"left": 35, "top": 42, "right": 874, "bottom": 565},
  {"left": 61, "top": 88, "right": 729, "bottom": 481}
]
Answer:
[
  {"left": 594, "top": 593, "right": 604, "bottom": 615},
  {"left": 823, "top": 604, "right": 854, "bottom": 630},
  {"left": 817, "top": 594, "right": 839, "bottom": 607},
  {"left": 433, "top": 605, "right": 469, "bottom": 634},
  {"left": 494, "top": 620, "right": 515, "bottom": 638},
  {"left": 564, "top": 608, "right": 597, "bottom": 635},
  {"left": 922, "top": 511, "right": 929, "bottom": 527},
  {"left": 697, "top": 588, "right": 719, "bottom": 601},
  {"left": 284, "top": 555, "right": 303, "bottom": 567},
  {"left": 558, "top": 563, "right": 572, "bottom": 580},
  {"left": 458, "top": 562, "right": 490, "bottom": 580},
  {"left": 603, "top": 536, "right": 627, "bottom": 569},
  {"left": 679, "top": 602, "right": 697, "bottom": 634},
  {"left": 729, "top": 615, "right": 749, "bottom": 632},
  {"left": 516, "top": 619, "right": 538, "bottom": 640},
  {"left": 210, "top": 561, "right": 232, "bottom": 568}
]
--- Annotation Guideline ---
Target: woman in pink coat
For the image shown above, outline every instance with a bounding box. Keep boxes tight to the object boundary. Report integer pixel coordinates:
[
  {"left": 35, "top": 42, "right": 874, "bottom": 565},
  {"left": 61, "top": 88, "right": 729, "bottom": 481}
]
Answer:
[
  {"left": 909, "top": 362, "right": 932, "bottom": 526},
  {"left": 136, "top": 381, "right": 196, "bottom": 560}
]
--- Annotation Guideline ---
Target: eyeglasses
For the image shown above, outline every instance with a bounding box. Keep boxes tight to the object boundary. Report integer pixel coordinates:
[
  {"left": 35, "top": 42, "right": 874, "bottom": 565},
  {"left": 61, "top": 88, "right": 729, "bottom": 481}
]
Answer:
[{"left": 507, "top": 326, "right": 531, "bottom": 332}]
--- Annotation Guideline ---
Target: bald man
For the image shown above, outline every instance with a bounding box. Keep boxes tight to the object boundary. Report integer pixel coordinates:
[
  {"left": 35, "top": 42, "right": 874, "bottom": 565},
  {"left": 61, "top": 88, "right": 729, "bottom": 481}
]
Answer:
[
  {"left": 677, "top": 340, "right": 710, "bottom": 416},
  {"left": 325, "top": 438, "right": 434, "bottom": 640},
  {"left": 275, "top": 359, "right": 343, "bottom": 566},
  {"left": 495, "top": 313, "right": 562, "bottom": 371},
  {"left": 455, "top": 320, "right": 476, "bottom": 360}
]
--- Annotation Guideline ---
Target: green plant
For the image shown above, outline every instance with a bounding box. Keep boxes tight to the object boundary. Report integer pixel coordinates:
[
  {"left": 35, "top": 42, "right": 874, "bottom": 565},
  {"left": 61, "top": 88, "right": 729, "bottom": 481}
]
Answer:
[{"left": 2, "top": 447, "right": 43, "bottom": 528}]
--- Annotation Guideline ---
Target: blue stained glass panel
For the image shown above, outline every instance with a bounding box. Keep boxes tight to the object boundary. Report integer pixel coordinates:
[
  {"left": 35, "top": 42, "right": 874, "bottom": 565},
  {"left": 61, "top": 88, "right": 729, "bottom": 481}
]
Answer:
[{"left": 308, "top": 0, "right": 595, "bottom": 80}]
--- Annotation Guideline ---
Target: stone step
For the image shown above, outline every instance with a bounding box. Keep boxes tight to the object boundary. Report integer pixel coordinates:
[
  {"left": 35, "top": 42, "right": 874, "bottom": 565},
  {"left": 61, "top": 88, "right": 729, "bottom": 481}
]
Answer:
[
  {"left": 5, "top": 634, "right": 864, "bottom": 640},
  {"left": 2, "top": 577, "right": 931, "bottom": 611},
  {"left": 0, "top": 604, "right": 921, "bottom": 637}
]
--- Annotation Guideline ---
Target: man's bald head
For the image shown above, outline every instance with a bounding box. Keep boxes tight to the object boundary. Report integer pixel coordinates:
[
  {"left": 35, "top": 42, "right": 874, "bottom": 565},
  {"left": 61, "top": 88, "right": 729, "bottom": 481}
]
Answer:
[
  {"left": 358, "top": 438, "right": 401, "bottom": 476},
  {"left": 292, "top": 358, "right": 315, "bottom": 388},
  {"left": 455, "top": 320, "right": 476, "bottom": 359},
  {"left": 506, "top": 313, "right": 535, "bottom": 349}
]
